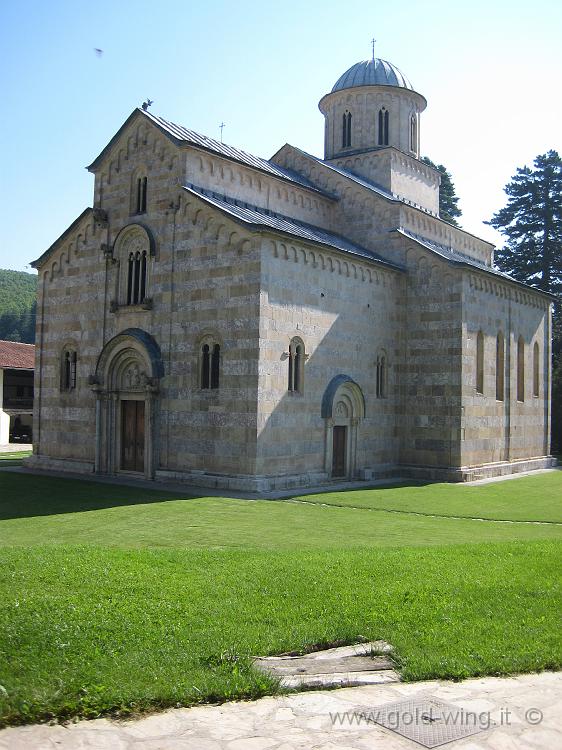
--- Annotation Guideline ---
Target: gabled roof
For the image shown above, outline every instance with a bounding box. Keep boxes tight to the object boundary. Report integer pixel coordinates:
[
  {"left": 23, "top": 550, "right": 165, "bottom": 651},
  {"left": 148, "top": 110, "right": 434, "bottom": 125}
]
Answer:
[
  {"left": 0, "top": 340, "right": 35, "bottom": 370},
  {"left": 271, "top": 144, "right": 496, "bottom": 250},
  {"left": 275, "top": 144, "right": 440, "bottom": 216},
  {"left": 31, "top": 208, "right": 93, "bottom": 269},
  {"left": 87, "top": 109, "right": 332, "bottom": 198},
  {"left": 183, "top": 184, "right": 404, "bottom": 272},
  {"left": 395, "top": 229, "right": 555, "bottom": 299}
]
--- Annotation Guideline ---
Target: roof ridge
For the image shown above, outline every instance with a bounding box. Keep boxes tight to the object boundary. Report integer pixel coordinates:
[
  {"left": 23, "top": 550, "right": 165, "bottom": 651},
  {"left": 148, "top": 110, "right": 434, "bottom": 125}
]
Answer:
[{"left": 183, "top": 184, "right": 404, "bottom": 272}]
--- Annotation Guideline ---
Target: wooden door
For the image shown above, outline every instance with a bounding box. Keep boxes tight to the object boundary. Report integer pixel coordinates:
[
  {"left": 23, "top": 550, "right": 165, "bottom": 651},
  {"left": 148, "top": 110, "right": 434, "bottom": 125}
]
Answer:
[
  {"left": 121, "top": 400, "right": 145, "bottom": 472},
  {"left": 332, "top": 425, "right": 347, "bottom": 477}
]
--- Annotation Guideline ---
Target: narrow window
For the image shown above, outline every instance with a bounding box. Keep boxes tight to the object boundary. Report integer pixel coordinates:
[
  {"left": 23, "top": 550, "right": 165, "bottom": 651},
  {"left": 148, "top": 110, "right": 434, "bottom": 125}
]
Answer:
[
  {"left": 294, "top": 345, "right": 302, "bottom": 392},
  {"left": 288, "top": 339, "right": 305, "bottom": 393},
  {"left": 410, "top": 114, "right": 417, "bottom": 152},
  {"left": 384, "top": 109, "right": 389, "bottom": 144},
  {"left": 141, "top": 176, "right": 147, "bottom": 213},
  {"left": 61, "top": 349, "right": 77, "bottom": 391},
  {"left": 476, "top": 331, "right": 484, "bottom": 394},
  {"left": 496, "top": 331, "right": 505, "bottom": 401},
  {"left": 210, "top": 344, "right": 220, "bottom": 389},
  {"left": 533, "top": 341, "right": 539, "bottom": 397},
  {"left": 517, "top": 336, "right": 525, "bottom": 401},
  {"left": 135, "top": 176, "right": 148, "bottom": 213},
  {"left": 70, "top": 352, "right": 77, "bottom": 389},
  {"left": 63, "top": 351, "right": 71, "bottom": 390},
  {"left": 288, "top": 346, "right": 294, "bottom": 391},
  {"left": 139, "top": 251, "right": 147, "bottom": 302},
  {"left": 201, "top": 344, "right": 210, "bottom": 389},
  {"left": 378, "top": 108, "right": 389, "bottom": 146},
  {"left": 342, "top": 112, "right": 351, "bottom": 148},
  {"left": 376, "top": 354, "right": 387, "bottom": 398},
  {"left": 127, "top": 253, "right": 134, "bottom": 305}
]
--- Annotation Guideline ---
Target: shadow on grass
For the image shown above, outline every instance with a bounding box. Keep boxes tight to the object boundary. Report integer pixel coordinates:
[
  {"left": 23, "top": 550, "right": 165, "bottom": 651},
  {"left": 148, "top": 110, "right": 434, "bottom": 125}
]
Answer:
[
  {"left": 0, "top": 471, "right": 205, "bottom": 521},
  {"left": 288, "top": 479, "right": 431, "bottom": 501}
]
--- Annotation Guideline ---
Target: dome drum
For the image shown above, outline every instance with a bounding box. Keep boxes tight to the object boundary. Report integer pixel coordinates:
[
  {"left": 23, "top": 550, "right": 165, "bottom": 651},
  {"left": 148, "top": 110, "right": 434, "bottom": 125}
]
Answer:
[{"left": 319, "top": 58, "right": 426, "bottom": 161}]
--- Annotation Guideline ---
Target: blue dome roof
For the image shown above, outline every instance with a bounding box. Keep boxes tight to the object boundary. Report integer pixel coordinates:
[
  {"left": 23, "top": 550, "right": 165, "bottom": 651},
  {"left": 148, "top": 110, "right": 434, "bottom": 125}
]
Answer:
[{"left": 332, "top": 58, "right": 413, "bottom": 93}]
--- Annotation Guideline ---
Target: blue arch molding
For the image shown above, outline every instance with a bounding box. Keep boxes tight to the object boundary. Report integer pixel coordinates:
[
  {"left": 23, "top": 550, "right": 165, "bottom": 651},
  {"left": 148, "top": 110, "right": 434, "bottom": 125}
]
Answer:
[
  {"left": 95, "top": 328, "right": 164, "bottom": 380},
  {"left": 321, "top": 374, "right": 365, "bottom": 418}
]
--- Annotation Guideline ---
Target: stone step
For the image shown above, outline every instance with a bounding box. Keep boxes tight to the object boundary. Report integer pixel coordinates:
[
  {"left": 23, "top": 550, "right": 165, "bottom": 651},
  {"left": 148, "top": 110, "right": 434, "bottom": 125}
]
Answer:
[
  {"left": 254, "top": 655, "right": 394, "bottom": 676},
  {"left": 280, "top": 669, "right": 400, "bottom": 689}
]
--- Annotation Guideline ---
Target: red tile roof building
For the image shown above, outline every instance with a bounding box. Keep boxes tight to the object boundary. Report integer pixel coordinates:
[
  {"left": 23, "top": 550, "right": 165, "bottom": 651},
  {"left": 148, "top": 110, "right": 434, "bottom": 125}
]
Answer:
[{"left": 0, "top": 340, "right": 35, "bottom": 370}]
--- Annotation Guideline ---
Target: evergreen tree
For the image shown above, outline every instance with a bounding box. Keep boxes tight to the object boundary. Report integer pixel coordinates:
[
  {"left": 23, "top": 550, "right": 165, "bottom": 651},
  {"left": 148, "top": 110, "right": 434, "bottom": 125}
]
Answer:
[
  {"left": 488, "top": 151, "right": 562, "bottom": 295},
  {"left": 422, "top": 156, "right": 462, "bottom": 226},
  {"left": 488, "top": 151, "right": 562, "bottom": 451}
]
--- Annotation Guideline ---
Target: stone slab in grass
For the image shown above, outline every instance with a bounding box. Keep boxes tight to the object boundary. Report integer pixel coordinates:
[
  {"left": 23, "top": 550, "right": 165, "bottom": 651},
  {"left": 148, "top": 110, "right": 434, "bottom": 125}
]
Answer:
[{"left": 254, "top": 640, "right": 399, "bottom": 689}]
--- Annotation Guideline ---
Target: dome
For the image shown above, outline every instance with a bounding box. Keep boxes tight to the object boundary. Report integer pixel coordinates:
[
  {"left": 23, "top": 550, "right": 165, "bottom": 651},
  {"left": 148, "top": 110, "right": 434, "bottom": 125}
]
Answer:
[{"left": 331, "top": 58, "right": 413, "bottom": 93}]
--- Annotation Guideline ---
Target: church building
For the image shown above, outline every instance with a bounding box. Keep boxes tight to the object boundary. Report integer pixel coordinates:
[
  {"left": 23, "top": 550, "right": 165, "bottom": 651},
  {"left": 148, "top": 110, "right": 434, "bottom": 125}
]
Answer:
[{"left": 28, "top": 57, "right": 554, "bottom": 491}]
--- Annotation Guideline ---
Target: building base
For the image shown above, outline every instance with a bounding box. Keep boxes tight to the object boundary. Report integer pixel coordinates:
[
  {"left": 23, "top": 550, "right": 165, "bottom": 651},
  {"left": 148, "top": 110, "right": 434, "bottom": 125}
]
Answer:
[{"left": 22, "top": 455, "right": 557, "bottom": 492}]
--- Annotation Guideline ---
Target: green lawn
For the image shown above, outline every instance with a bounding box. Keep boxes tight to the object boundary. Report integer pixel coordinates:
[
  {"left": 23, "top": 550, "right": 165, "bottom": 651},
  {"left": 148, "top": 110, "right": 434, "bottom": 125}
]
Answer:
[
  {"left": 0, "top": 470, "right": 561, "bottom": 727},
  {"left": 293, "top": 472, "right": 562, "bottom": 522},
  {"left": 0, "top": 450, "right": 32, "bottom": 464}
]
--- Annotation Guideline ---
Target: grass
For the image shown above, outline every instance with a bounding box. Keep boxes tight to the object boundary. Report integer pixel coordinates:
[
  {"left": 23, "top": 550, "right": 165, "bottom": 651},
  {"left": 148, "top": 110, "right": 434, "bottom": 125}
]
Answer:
[
  {"left": 0, "top": 470, "right": 561, "bottom": 727},
  {"left": 0, "top": 450, "right": 32, "bottom": 465},
  {"left": 293, "top": 472, "right": 562, "bottom": 523}
]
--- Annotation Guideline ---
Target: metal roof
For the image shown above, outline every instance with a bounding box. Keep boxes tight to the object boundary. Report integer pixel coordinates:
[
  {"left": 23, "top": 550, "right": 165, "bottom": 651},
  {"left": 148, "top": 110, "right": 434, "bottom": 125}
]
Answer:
[
  {"left": 395, "top": 229, "right": 555, "bottom": 299},
  {"left": 87, "top": 109, "right": 330, "bottom": 197},
  {"left": 281, "top": 145, "right": 440, "bottom": 217},
  {"left": 183, "top": 184, "right": 404, "bottom": 271},
  {"left": 332, "top": 58, "right": 413, "bottom": 93}
]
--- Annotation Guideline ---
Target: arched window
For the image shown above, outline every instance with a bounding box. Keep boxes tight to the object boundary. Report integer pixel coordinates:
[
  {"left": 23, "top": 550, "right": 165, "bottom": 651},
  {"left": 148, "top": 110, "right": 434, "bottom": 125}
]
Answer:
[
  {"left": 410, "top": 114, "right": 417, "bottom": 152},
  {"left": 376, "top": 351, "right": 387, "bottom": 398},
  {"left": 288, "top": 338, "right": 305, "bottom": 393},
  {"left": 476, "top": 331, "right": 484, "bottom": 394},
  {"left": 517, "top": 336, "right": 525, "bottom": 401},
  {"left": 115, "top": 224, "right": 153, "bottom": 309},
  {"left": 342, "top": 111, "right": 352, "bottom": 148},
  {"left": 135, "top": 176, "right": 147, "bottom": 214},
  {"left": 533, "top": 341, "right": 539, "bottom": 397},
  {"left": 61, "top": 348, "right": 77, "bottom": 391},
  {"left": 127, "top": 250, "right": 148, "bottom": 305},
  {"left": 200, "top": 339, "right": 221, "bottom": 390},
  {"left": 495, "top": 331, "right": 505, "bottom": 401},
  {"left": 378, "top": 108, "right": 389, "bottom": 146}
]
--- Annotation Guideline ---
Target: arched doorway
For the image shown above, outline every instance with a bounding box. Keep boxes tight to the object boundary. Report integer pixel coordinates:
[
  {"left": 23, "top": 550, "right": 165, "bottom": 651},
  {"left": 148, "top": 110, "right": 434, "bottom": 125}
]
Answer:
[
  {"left": 321, "top": 375, "right": 365, "bottom": 479},
  {"left": 91, "top": 329, "right": 163, "bottom": 478}
]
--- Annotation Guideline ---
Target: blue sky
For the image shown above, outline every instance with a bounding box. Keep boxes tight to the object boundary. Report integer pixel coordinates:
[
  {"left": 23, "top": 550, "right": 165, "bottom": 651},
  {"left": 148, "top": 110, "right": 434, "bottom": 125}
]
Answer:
[{"left": 1, "top": 0, "right": 561, "bottom": 272}]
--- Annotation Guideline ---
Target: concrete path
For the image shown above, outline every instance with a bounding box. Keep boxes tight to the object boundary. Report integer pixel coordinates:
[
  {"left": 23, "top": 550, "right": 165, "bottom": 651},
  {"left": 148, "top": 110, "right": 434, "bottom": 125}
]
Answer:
[
  {"left": 0, "top": 672, "right": 559, "bottom": 749},
  {"left": 0, "top": 443, "right": 31, "bottom": 453}
]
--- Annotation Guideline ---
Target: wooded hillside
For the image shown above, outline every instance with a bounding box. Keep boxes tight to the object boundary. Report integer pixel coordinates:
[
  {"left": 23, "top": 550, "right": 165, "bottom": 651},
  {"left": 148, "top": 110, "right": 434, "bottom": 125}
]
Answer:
[{"left": 0, "top": 269, "right": 37, "bottom": 344}]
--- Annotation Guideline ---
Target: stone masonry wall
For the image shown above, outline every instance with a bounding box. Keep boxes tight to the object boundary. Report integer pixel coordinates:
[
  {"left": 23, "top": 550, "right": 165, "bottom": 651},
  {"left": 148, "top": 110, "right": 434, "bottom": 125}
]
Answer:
[
  {"left": 460, "top": 273, "right": 551, "bottom": 466},
  {"left": 256, "top": 235, "right": 402, "bottom": 478}
]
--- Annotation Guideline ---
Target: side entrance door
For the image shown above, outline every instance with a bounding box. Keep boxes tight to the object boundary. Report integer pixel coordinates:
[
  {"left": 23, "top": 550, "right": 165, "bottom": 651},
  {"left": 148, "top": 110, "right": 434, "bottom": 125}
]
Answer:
[
  {"left": 121, "top": 400, "right": 145, "bottom": 472},
  {"left": 332, "top": 425, "right": 347, "bottom": 477}
]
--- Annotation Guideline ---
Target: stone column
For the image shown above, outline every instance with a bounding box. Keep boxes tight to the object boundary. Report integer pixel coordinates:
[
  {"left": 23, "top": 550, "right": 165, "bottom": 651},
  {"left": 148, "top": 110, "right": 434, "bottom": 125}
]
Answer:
[{"left": 93, "top": 388, "right": 103, "bottom": 473}]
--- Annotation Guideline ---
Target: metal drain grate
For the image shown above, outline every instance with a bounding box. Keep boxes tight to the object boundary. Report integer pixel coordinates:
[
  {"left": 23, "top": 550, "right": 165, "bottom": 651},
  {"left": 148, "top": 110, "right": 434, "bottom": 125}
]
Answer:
[{"left": 363, "top": 695, "right": 493, "bottom": 748}]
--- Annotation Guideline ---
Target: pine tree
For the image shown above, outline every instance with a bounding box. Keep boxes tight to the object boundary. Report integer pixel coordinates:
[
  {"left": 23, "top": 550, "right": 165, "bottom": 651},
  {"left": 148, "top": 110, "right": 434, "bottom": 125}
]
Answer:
[
  {"left": 488, "top": 150, "right": 562, "bottom": 295},
  {"left": 422, "top": 156, "right": 462, "bottom": 226},
  {"left": 489, "top": 151, "right": 562, "bottom": 451}
]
